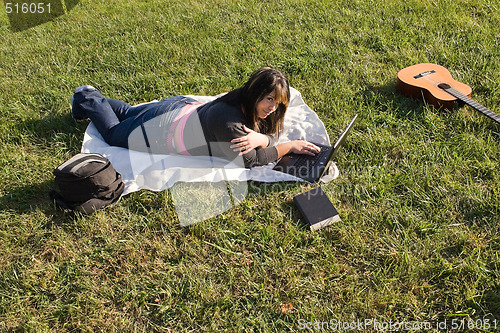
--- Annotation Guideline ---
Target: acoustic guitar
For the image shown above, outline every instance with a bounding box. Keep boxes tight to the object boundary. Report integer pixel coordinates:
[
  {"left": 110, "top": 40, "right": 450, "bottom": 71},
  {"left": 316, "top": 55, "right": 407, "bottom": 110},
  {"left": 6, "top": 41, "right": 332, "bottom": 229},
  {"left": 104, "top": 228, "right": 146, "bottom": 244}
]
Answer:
[{"left": 397, "top": 63, "right": 500, "bottom": 124}]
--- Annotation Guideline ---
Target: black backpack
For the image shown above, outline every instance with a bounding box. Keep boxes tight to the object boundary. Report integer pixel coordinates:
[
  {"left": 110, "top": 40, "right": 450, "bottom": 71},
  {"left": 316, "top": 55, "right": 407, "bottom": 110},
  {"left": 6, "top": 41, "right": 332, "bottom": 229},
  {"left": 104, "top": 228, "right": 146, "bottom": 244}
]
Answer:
[{"left": 49, "top": 153, "right": 124, "bottom": 214}]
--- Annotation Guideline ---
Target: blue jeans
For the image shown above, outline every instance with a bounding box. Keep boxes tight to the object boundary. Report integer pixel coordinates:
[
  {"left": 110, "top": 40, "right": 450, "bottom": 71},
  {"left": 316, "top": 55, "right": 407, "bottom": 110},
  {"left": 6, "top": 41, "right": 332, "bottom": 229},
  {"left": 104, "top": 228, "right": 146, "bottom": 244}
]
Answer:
[{"left": 72, "top": 87, "right": 197, "bottom": 151}]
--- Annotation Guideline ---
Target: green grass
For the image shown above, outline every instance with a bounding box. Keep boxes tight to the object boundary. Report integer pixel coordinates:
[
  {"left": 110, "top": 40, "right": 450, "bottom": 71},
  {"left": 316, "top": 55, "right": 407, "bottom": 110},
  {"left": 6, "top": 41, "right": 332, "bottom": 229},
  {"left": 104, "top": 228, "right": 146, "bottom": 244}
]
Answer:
[{"left": 0, "top": 0, "right": 499, "bottom": 331}]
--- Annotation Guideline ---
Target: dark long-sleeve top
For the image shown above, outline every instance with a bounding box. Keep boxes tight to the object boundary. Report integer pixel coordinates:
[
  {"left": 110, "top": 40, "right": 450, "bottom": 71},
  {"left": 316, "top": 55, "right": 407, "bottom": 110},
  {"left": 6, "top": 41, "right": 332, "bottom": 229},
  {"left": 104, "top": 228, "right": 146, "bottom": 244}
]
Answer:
[{"left": 183, "top": 100, "right": 279, "bottom": 168}]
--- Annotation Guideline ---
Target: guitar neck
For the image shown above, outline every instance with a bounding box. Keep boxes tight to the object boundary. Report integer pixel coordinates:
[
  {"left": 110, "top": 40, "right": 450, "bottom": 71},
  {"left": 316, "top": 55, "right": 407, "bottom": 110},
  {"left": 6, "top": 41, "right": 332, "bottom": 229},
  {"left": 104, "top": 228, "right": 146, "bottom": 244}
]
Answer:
[{"left": 439, "top": 84, "right": 500, "bottom": 124}]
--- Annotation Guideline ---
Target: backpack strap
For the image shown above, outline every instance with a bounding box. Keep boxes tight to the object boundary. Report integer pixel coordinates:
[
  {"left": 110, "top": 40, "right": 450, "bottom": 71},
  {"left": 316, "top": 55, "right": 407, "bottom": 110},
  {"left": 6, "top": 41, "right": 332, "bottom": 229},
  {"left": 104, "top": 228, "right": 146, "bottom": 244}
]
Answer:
[
  {"left": 74, "top": 181, "right": 125, "bottom": 214},
  {"left": 49, "top": 190, "right": 73, "bottom": 213}
]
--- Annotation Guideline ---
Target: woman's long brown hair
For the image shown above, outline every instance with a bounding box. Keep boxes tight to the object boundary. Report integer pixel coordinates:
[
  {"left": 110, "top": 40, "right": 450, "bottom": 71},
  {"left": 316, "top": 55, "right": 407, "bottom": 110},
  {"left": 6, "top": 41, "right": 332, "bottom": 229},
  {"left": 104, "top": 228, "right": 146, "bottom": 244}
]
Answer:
[{"left": 213, "top": 67, "right": 290, "bottom": 136}]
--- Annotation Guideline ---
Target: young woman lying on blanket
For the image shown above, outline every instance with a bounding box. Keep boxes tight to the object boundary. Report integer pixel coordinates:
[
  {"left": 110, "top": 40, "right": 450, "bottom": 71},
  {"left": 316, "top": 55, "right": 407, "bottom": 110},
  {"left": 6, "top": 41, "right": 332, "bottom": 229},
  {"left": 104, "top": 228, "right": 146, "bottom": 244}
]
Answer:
[{"left": 71, "top": 67, "right": 321, "bottom": 168}]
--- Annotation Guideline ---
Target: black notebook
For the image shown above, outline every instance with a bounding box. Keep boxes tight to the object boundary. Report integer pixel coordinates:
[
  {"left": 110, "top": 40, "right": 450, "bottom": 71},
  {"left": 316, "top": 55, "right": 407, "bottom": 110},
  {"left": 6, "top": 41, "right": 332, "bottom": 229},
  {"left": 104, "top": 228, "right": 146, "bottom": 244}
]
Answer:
[{"left": 293, "top": 187, "right": 340, "bottom": 231}]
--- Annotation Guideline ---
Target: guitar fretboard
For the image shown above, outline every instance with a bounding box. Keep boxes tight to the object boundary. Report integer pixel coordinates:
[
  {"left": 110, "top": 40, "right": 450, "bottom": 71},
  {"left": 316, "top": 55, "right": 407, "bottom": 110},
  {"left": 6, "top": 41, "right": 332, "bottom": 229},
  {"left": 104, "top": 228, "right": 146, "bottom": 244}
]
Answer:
[{"left": 438, "top": 83, "right": 500, "bottom": 125}]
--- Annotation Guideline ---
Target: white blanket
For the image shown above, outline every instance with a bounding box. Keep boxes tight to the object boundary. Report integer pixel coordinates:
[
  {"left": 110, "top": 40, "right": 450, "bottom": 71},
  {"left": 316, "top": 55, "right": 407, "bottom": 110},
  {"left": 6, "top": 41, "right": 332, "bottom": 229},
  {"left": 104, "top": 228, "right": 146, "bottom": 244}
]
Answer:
[{"left": 81, "top": 87, "right": 336, "bottom": 197}]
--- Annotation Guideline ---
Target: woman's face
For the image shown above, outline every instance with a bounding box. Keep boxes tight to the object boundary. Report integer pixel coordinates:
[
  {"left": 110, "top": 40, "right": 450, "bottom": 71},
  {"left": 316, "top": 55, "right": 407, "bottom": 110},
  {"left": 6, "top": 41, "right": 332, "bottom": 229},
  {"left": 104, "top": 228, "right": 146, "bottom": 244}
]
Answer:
[{"left": 256, "top": 92, "right": 278, "bottom": 119}]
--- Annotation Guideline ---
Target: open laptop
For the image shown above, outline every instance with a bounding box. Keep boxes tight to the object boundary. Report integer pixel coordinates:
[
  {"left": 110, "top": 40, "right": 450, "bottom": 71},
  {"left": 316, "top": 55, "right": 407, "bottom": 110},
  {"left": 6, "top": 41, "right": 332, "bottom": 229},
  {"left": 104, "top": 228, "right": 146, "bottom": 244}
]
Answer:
[{"left": 273, "top": 114, "right": 358, "bottom": 183}]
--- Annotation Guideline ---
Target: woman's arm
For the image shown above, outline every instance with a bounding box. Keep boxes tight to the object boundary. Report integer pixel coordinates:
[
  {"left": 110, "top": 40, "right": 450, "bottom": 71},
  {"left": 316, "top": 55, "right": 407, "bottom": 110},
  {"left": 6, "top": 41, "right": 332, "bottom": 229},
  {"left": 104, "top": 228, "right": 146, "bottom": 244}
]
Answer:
[
  {"left": 275, "top": 140, "right": 320, "bottom": 158},
  {"left": 230, "top": 125, "right": 269, "bottom": 155},
  {"left": 231, "top": 126, "right": 320, "bottom": 161},
  {"left": 241, "top": 140, "right": 320, "bottom": 168},
  {"left": 230, "top": 125, "right": 320, "bottom": 164}
]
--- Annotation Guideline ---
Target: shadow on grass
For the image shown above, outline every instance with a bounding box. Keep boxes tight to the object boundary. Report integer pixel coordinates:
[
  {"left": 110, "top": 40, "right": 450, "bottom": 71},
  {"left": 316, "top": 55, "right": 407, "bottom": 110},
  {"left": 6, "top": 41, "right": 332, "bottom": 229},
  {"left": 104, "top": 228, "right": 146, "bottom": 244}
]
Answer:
[
  {"left": 2, "top": 115, "right": 85, "bottom": 224},
  {"left": 247, "top": 181, "right": 344, "bottom": 233},
  {"left": 459, "top": 197, "right": 499, "bottom": 226},
  {"left": 13, "top": 112, "right": 88, "bottom": 151},
  {"left": 0, "top": 113, "right": 88, "bottom": 221},
  {"left": 460, "top": 281, "right": 500, "bottom": 321},
  {"left": 6, "top": 0, "right": 80, "bottom": 32},
  {"left": 358, "top": 80, "right": 420, "bottom": 114},
  {"left": 0, "top": 178, "right": 75, "bottom": 222},
  {"left": 477, "top": 285, "right": 500, "bottom": 320},
  {"left": 0, "top": 177, "right": 122, "bottom": 230},
  {"left": 285, "top": 200, "right": 310, "bottom": 232},
  {"left": 0, "top": 179, "right": 53, "bottom": 212}
]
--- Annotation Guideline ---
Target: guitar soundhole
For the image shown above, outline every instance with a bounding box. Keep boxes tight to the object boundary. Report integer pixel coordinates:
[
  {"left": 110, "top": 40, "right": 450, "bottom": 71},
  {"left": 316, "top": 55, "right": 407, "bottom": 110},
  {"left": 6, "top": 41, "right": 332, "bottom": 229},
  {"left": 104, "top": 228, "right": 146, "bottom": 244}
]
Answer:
[{"left": 438, "top": 83, "right": 451, "bottom": 90}]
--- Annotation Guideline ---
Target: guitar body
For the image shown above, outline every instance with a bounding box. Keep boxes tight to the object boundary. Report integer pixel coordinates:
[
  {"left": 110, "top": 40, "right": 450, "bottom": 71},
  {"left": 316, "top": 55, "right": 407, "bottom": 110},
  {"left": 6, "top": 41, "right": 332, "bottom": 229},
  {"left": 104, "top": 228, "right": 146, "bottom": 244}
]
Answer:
[{"left": 397, "top": 63, "right": 472, "bottom": 109}]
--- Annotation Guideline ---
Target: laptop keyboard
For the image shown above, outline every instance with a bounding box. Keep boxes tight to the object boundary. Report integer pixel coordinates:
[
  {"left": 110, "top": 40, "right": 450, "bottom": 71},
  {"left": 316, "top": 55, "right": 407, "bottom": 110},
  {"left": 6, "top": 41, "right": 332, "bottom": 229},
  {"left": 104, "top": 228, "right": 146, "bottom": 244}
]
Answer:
[
  {"left": 274, "top": 114, "right": 357, "bottom": 181},
  {"left": 290, "top": 145, "right": 331, "bottom": 179},
  {"left": 294, "top": 145, "right": 330, "bottom": 168}
]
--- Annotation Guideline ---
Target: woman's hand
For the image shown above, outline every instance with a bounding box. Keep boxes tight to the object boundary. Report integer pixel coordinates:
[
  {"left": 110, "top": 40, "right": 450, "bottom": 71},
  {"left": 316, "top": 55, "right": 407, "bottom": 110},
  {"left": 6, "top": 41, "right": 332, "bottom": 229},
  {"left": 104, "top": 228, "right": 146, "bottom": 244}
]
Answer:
[
  {"left": 230, "top": 125, "right": 269, "bottom": 155},
  {"left": 288, "top": 140, "right": 321, "bottom": 156},
  {"left": 275, "top": 140, "right": 321, "bottom": 158}
]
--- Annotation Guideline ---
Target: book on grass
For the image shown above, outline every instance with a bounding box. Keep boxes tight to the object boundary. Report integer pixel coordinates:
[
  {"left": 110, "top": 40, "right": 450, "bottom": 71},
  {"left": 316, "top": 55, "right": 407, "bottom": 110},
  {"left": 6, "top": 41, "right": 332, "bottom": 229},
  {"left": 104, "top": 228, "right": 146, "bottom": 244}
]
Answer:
[{"left": 293, "top": 187, "right": 340, "bottom": 231}]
